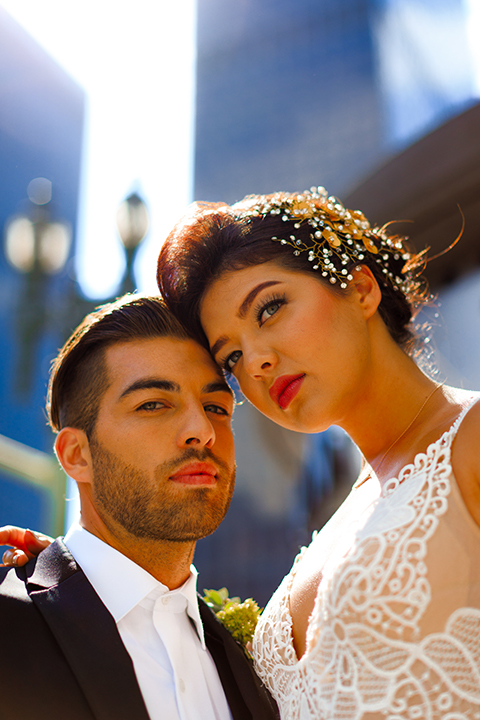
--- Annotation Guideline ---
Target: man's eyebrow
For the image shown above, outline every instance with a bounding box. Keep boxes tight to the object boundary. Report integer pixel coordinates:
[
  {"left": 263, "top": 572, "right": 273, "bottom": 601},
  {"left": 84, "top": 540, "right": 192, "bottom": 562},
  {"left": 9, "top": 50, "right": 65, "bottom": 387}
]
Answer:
[
  {"left": 202, "top": 381, "right": 234, "bottom": 398},
  {"left": 119, "top": 378, "right": 180, "bottom": 400},
  {"left": 210, "top": 280, "right": 281, "bottom": 359}
]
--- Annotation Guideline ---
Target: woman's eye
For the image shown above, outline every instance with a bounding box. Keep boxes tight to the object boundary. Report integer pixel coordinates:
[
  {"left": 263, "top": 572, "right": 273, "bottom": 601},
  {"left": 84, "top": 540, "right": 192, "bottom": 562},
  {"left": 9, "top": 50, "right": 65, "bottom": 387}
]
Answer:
[
  {"left": 225, "top": 350, "right": 242, "bottom": 372},
  {"left": 254, "top": 294, "right": 286, "bottom": 325},
  {"left": 260, "top": 302, "right": 281, "bottom": 324}
]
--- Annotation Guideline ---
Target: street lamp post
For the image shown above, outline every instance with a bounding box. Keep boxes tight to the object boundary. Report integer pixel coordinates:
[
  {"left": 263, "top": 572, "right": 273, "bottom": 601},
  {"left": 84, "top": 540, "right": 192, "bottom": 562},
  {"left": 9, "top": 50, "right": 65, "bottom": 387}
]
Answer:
[
  {"left": 4, "top": 178, "right": 71, "bottom": 393},
  {"left": 116, "top": 191, "right": 149, "bottom": 295}
]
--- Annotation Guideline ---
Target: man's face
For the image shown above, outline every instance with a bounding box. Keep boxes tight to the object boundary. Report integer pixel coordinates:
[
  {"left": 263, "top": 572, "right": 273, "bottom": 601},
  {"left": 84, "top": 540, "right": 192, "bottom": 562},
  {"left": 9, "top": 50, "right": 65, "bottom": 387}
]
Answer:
[{"left": 89, "top": 337, "right": 236, "bottom": 542}]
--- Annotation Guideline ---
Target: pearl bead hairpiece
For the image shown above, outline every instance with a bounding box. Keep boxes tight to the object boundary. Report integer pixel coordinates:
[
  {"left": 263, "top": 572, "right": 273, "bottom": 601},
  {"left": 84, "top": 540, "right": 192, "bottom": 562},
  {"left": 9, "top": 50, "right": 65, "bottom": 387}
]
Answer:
[{"left": 230, "top": 186, "right": 412, "bottom": 291}]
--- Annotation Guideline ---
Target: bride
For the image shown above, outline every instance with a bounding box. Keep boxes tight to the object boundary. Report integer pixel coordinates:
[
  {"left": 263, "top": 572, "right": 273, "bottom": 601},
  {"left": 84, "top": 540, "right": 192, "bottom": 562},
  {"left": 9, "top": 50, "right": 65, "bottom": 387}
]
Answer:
[
  {"left": 156, "top": 187, "right": 480, "bottom": 719},
  {"left": 4, "top": 187, "right": 480, "bottom": 718}
]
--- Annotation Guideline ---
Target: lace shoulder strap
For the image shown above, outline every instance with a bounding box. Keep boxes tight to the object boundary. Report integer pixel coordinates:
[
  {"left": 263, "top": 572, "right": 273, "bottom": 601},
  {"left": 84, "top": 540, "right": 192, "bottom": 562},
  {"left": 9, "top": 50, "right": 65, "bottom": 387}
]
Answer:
[{"left": 443, "top": 395, "right": 479, "bottom": 449}]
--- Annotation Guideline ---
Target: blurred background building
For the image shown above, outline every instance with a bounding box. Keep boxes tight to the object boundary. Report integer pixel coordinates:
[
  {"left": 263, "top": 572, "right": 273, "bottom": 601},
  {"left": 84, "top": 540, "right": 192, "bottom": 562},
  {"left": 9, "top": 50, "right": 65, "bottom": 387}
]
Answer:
[
  {"left": 0, "top": 9, "right": 84, "bottom": 536},
  {"left": 1, "top": 0, "right": 479, "bottom": 605}
]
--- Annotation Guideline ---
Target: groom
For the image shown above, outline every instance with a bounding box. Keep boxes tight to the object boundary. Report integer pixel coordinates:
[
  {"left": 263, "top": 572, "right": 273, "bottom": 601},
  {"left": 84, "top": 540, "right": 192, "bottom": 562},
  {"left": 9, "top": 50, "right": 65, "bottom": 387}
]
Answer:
[{"left": 0, "top": 295, "right": 278, "bottom": 720}]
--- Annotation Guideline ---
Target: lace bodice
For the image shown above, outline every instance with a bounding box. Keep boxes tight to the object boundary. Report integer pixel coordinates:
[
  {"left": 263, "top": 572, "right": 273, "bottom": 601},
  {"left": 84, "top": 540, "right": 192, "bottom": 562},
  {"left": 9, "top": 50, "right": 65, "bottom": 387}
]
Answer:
[{"left": 253, "top": 401, "right": 480, "bottom": 719}]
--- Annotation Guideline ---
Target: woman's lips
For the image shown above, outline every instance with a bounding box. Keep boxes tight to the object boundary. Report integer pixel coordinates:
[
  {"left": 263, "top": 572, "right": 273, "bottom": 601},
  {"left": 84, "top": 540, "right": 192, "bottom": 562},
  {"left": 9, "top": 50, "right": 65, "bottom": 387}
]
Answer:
[
  {"left": 269, "top": 374, "right": 305, "bottom": 410},
  {"left": 169, "top": 462, "right": 217, "bottom": 485}
]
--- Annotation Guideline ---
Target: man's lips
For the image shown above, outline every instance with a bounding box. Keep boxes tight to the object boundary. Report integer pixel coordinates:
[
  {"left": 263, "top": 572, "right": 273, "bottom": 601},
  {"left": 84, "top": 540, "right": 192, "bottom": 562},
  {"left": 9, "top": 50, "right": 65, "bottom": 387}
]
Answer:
[
  {"left": 169, "top": 462, "right": 218, "bottom": 486},
  {"left": 269, "top": 374, "right": 305, "bottom": 410}
]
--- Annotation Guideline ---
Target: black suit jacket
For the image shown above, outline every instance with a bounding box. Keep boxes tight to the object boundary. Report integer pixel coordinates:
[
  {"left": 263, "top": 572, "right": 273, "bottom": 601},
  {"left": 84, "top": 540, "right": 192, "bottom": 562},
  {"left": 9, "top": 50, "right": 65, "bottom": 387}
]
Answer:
[{"left": 0, "top": 539, "right": 278, "bottom": 720}]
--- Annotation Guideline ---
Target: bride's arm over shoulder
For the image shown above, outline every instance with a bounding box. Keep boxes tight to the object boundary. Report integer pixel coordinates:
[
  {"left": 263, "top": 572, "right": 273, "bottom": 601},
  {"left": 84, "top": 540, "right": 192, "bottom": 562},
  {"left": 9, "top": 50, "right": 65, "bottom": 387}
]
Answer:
[
  {"left": 451, "top": 397, "right": 480, "bottom": 528},
  {"left": 0, "top": 526, "right": 53, "bottom": 567}
]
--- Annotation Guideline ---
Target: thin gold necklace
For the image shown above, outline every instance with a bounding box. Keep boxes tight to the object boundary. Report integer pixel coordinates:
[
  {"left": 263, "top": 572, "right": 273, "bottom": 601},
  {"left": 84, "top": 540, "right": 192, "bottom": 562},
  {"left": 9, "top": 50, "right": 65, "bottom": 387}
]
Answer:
[{"left": 357, "top": 381, "right": 445, "bottom": 487}]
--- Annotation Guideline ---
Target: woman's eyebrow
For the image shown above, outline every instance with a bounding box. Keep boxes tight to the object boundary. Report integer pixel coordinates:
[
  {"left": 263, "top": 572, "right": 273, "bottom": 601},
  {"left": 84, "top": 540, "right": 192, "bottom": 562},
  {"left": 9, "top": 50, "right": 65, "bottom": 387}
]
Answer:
[
  {"left": 210, "top": 280, "right": 282, "bottom": 358},
  {"left": 211, "top": 336, "right": 229, "bottom": 359},
  {"left": 237, "top": 280, "right": 281, "bottom": 319}
]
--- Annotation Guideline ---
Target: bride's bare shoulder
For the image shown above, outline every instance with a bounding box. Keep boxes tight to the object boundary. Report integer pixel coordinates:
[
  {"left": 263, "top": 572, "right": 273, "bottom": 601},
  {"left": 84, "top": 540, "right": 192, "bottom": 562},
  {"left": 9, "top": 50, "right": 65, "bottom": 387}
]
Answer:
[
  {"left": 450, "top": 391, "right": 480, "bottom": 527},
  {"left": 450, "top": 389, "right": 480, "bottom": 439}
]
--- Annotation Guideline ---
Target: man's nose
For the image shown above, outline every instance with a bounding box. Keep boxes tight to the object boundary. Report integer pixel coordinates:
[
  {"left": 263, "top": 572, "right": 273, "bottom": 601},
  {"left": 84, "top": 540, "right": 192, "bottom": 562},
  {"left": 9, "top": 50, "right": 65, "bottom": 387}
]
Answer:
[{"left": 176, "top": 406, "right": 215, "bottom": 449}]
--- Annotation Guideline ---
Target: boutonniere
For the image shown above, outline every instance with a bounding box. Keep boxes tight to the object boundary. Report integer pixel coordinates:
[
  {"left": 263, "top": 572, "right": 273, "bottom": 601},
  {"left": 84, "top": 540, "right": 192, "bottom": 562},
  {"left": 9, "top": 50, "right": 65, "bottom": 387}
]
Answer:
[{"left": 203, "top": 587, "right": 262, "bottom": 656}]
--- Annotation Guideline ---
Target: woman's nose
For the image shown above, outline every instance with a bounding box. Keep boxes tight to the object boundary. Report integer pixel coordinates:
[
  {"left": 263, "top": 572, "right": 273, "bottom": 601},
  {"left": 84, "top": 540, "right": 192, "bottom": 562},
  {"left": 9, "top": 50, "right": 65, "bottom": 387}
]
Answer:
[{"left": 243, "top": 344, "right": 278, "bottom": 379}]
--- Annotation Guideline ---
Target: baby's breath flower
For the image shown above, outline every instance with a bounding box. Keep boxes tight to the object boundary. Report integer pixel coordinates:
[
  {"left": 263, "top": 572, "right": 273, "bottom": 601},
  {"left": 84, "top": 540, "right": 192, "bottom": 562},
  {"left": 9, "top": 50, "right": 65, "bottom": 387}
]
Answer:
[{"left": 203, "top": 587, "right": 262, "bottom": 651}]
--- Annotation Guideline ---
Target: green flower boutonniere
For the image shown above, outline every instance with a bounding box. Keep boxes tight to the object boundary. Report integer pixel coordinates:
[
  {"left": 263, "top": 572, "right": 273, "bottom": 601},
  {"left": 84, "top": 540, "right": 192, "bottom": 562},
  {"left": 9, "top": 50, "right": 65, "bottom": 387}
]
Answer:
[{"left": 203, "top": 587, "right": 262, "bottom": 654}]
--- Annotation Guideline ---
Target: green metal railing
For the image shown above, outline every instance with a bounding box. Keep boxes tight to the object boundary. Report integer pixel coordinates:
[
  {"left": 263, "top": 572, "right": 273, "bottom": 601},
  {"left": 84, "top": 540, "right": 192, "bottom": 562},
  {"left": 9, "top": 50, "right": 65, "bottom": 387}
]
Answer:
[{"left": 0, "top": 433, "right": 66, "bottom": 536}]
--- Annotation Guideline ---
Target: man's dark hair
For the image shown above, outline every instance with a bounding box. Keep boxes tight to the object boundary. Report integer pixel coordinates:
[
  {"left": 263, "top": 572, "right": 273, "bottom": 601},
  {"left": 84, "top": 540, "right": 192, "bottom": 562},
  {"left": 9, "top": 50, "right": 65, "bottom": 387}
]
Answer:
[{"left": 47, "top": 294, "right": 189, "bottom": 436}]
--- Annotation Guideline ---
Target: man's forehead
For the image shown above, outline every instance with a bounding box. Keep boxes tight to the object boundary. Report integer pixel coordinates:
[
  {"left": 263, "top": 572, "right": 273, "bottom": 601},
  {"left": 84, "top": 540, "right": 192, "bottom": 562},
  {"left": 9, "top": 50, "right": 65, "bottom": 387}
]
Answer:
[{"left": 104, "top": 336, "right": 227, "bottom": 391}]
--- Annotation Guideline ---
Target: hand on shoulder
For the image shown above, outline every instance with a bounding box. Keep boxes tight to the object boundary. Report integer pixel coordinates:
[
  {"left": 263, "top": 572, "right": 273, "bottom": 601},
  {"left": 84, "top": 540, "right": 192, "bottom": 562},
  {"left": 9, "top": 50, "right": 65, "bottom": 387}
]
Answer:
[
  {"left": 0, "top": 525, "right": 53, "bottom": 567},
  {"left": 451, "top": 396, "right": 480, "bottom": 528}
]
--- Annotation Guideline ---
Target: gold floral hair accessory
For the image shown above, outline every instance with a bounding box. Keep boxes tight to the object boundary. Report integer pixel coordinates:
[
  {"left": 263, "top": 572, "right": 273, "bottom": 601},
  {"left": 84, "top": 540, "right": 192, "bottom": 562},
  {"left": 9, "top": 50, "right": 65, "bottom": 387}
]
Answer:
[{"left": 230, "top": 186, "right": 412, "bottom": 291}]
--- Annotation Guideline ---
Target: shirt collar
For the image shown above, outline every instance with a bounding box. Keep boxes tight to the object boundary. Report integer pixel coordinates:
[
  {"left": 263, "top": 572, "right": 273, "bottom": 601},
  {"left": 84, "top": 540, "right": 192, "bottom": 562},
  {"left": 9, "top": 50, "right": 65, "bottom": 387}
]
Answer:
[{"left": 64, "top": 523, "right": 205, "bottom": 647}]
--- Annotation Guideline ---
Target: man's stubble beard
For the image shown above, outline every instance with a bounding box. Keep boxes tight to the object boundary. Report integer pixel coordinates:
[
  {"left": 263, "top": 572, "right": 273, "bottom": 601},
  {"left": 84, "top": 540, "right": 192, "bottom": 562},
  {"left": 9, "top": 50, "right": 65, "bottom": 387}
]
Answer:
[{"left": 89, "top": 437, "right": 236, "bottom": 542}]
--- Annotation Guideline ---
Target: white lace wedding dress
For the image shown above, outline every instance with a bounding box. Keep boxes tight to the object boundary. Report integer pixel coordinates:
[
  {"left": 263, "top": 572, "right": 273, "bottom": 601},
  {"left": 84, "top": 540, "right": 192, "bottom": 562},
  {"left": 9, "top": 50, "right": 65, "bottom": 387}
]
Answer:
[{"left": 253, "top": 400, "right": 480, "bottom": 719}]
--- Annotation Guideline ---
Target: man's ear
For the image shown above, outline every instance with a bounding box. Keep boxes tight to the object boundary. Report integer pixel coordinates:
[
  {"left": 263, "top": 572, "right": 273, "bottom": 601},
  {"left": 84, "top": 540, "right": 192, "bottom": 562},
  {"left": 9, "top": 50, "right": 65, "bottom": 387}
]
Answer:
[
  {"left": 349, "top": 265, "right": 381, "bottom": 319},
  {"left": 55, "top": 428, "right": 93, "bottom": 485}
]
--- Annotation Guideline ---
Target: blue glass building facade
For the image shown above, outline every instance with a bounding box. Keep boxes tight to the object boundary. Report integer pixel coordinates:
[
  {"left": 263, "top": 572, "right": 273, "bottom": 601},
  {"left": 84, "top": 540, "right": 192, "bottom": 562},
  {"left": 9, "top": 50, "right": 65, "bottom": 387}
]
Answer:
[
  {"left": 195, "top": 0, "right": 476, "bottom": 204},
  {"left": 0, "top": 8, "right": 85, "bottom": 534}
]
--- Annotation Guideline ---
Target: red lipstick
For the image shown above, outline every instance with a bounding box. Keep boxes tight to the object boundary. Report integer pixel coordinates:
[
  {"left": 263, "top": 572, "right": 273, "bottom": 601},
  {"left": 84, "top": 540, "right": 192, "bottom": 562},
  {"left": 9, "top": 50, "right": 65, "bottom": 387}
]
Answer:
[
  {"left": 169, "top": 462, "right": 217, "bottom": 486},
  {"left": 269, "top": 374, "right": 305, "bottom": 410}
]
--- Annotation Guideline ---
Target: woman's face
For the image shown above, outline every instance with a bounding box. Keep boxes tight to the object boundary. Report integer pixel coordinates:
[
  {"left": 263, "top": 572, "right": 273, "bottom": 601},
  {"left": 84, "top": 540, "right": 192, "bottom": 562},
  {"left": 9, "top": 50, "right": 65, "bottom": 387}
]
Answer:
[{"left": 200, "top": 260, "right": 374, "bottom": 433}]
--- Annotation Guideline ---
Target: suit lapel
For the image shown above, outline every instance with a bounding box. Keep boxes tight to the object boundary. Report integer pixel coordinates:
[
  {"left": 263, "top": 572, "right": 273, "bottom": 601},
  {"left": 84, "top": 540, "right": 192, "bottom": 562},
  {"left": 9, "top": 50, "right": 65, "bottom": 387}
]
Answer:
[
  {"left": 26, "top": 540, "right": 150, "bottom": 720},
  {"left": 199, "top": 599, "right": 279, "bottom": 720}
]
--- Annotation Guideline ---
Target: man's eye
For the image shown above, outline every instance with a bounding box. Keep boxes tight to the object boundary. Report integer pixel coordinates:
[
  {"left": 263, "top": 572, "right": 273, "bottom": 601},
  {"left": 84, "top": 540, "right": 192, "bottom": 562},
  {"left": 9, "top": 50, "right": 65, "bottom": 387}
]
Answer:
[
  {"left": 138, "top": 401, "right": 165, "bottom": 411},
  {"left": 204, "top": 404, "right": 229, "bottom": 416},
  {"left": 224, "top": 350, "right": 242, "bottom": 373}
]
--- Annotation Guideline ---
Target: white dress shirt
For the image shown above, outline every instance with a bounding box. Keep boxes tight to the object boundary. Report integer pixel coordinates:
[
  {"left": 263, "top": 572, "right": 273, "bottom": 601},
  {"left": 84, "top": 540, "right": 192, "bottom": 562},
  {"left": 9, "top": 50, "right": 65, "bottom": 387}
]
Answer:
[{"left": 65, "top": 524, "right": 233, "bottom": 720}]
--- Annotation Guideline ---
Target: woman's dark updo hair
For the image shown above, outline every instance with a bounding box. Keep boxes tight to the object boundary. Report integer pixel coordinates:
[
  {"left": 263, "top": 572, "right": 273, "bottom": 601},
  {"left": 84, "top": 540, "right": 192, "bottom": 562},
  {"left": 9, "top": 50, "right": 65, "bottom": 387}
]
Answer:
[{"left": 157, "top": 191, "right": 430, "bottom": 355}]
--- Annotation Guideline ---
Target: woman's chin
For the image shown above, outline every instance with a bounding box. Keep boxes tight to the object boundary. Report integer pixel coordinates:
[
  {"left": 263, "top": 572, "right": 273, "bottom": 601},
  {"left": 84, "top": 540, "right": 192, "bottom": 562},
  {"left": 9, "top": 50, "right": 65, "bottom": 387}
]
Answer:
[{"left": 262, "top": 406, "right": 329, "bottom": 435}]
